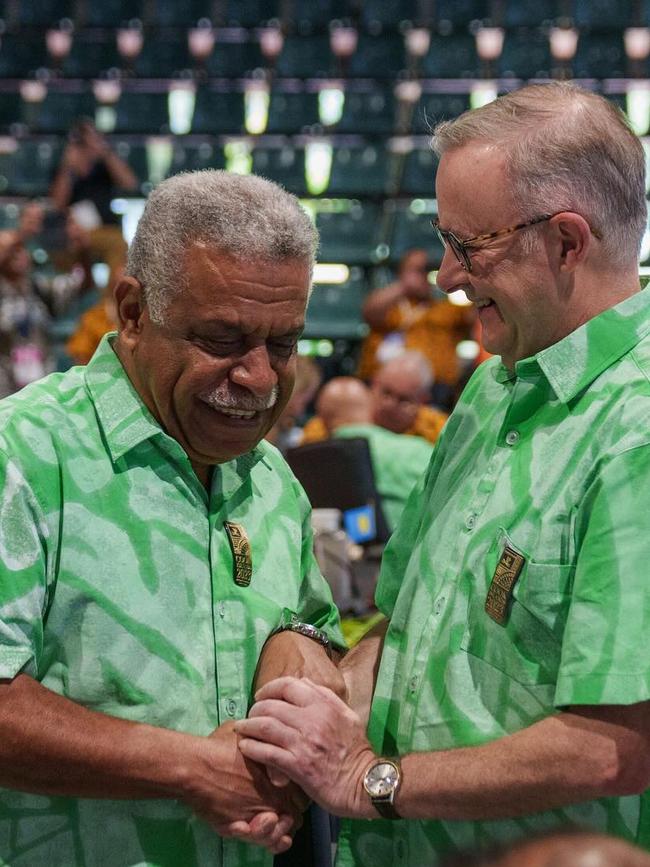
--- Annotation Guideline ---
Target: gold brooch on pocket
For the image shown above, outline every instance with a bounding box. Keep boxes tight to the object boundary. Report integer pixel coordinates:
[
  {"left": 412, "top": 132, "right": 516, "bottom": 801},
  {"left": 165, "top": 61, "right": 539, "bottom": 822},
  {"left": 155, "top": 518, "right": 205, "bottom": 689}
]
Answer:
[
  {"left": 485, "top": 545, "right": 525, "bottom": 624},
  {"left": 224, "top": 522, "right": 253, "bottom": 587}
]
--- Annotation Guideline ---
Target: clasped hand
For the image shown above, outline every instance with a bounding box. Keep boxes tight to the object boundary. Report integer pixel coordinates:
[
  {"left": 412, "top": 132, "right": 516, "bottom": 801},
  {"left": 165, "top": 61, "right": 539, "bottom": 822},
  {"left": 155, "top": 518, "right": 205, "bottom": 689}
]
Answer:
[{"left": 235, "top": 677, "right": 377, "bottom": 819}]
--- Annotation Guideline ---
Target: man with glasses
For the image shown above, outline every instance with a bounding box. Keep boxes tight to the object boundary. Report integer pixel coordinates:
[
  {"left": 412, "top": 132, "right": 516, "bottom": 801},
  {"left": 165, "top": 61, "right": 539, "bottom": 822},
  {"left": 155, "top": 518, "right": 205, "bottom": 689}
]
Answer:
[{"left": 235, "top": 82, "right": 650, "bottom": 863}]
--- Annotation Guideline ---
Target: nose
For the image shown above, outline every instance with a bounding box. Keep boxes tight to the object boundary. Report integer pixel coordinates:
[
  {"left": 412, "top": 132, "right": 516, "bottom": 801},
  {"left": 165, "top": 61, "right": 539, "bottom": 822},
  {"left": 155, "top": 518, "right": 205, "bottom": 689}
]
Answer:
[
  {"left": 436, "top": 246, "right": 467, "bottom": 295},
  {"left": 229, "top": 345, "right": 278, "bottom": 398}
]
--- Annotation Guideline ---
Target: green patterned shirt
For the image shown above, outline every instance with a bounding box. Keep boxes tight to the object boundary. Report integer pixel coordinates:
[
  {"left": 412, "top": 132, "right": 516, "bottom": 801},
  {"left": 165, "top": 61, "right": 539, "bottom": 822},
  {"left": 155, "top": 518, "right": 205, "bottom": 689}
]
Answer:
[
  {"left": 0, "top": 333, "right": 343, "bottom": 867},
  {"left": 338, "top": 288, "right": 650, "bottom": 866}
]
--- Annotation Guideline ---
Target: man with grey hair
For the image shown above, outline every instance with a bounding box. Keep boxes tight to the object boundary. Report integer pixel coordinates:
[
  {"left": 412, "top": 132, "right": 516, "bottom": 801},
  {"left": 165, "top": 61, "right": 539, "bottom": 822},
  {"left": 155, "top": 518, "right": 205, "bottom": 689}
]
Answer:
[
  {"left": 0, "top": 170, "right": 345, "bottom": 866},
  {"left": 235, "top": 82, "right": 650, "bottom": 863}
]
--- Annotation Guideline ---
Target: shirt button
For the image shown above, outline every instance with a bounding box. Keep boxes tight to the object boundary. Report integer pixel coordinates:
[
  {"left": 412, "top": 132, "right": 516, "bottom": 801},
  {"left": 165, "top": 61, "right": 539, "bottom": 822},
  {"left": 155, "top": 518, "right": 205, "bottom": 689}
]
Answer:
[
  {"left": 225, "top": 699, "right": 237, "bottom": 717},
  {"left": 505, "top": 430, "right": 520, "bottom": 446},
  {"left": 465, "top": 514, "right": 476, "bottom": 530},
  {"left": 395, "top": 839, "right": 406, "bottom": 859},
  {"left": 218, "top": 603, "right": 226, "bottom": 618},
  {"left": 434, "top": 595, "right": 446, "bottom": 615},
  {"left": 409, "top": 676, "right": 419, "bottom": 693}
]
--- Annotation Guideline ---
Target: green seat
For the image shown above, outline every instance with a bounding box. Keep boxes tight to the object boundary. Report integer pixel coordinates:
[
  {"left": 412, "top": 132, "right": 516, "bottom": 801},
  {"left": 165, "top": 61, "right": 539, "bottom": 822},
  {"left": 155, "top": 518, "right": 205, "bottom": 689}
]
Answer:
[
  {"left": 316, "top": 202, "right": 381, "bottom": 265},
  {"left": 399, "top": 149, "right": 438, "bottom": 197},
  {"left": 572, "top": 33, "right": 627, "bottom": 78},
  {"left": 134, "top": 31, "right": 192, "bottom": 78},
  {"left": 222, "top": 0, "right": 279, "bottom": 27},
  {"left": 1, "top": 139, "right": 63, "bottom": 197},
  {"left": 328, "top": 145, "right": 391, "bottom": 197},
  {"left": 17, "top": 0, "right": 74, "bottom": 26},
  {"left": 389, "top": 207, "right": 444, "bottom": 265},
  {"left": 334, "top": 87, "right": 396, "bottom": 136},
  {"left": 421, "top": 34, "right": 480, "bottom": 78},
  {"left": 499, "top": 29, "right": 553, "bottom": 79},
  {"left": 275, "top": 35, "right": 335, "bottom": 79},
  {"left": 169, "top": 141, "right": 226, "bottom": 174},
  {"left": 411, "top": 93, "right": 471, "bottom": 134},
  {"left": 63, "top": 32, "right": 122, "bottom": 78},
  {"left": 0, "top": 93, "right": 23, "bottom": 134},
  {"left": 304, "top": 273, "right": 368, "bottom": 340},
  {"left": 206, "top": 39, "right": 264, "bottom": 77},
  {"left": 151, "top": 0, "right": 213, "bottom": 26},
  {"left": 81, "top": 0, "right": 145, "bottom": 27},
  {"left": 0, "top": 33, "right": 48, "bottom": 78},
  {"left": 27, "top": 89, "right": 96, "bottom": 135},
  {"left": 251, "top": 146, "right": 306, "bottom": 195},
  {"left": 266, "top": 90, "right": 320, "bottom": 134},
  {"left": 435, "top": 0, "right": 488, "bottom": 27},
  {"left": 348, "top": 34, "right": 407, "bottom": 79},
  {"left": 114, "top": 91, "right": 170, "bottom": 134},
  {"left": 192, "top": 87, "right": 245, "bottom": 134}
]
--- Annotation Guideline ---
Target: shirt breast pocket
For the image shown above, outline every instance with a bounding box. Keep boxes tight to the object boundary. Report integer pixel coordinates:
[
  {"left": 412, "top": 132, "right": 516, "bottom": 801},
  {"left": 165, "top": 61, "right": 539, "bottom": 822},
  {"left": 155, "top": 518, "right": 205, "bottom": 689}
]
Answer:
[{"left": 460, "top": 535, "right": 574, "bottom": 688}]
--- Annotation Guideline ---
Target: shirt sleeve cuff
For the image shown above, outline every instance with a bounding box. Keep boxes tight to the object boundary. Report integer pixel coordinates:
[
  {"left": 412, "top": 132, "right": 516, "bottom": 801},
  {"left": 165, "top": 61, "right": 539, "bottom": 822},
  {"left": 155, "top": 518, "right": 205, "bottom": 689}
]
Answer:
[
  {"left": 0, "top": 646, "right": 35, "bottom": 680},
  {"left": 555, "top": 671, "right": 650, "bottom": 707}
]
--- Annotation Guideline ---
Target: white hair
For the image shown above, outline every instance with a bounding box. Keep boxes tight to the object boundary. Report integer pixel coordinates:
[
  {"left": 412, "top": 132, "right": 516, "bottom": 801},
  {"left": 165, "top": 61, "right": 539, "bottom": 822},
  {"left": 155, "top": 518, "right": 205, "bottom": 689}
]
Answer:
[
  {"left": 432, "top": 82, "right": 647, "bottom": 268},
  {"left": 126, "top": 170, "right": 319, "bottom": 322},
  {"left": 382, "top": 350, "right": 434, "bottom": 391}
]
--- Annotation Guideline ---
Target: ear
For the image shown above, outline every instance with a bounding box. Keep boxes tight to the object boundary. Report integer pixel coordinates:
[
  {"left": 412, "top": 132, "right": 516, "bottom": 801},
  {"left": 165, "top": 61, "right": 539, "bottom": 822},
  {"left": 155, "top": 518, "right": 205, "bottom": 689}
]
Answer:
[
  {"left": 114, "top": 277, "right": 146, "bottom": 346},
  {"left": 549, "top": 212, "right": 593, "bottom": 273}
]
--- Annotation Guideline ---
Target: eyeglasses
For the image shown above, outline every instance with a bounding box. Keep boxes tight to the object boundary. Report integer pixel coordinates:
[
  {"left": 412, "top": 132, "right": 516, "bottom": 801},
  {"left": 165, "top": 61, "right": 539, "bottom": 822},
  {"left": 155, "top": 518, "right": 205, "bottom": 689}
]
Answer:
[{"left": 431, "top": 213, "right": 603, "bottom": 273}]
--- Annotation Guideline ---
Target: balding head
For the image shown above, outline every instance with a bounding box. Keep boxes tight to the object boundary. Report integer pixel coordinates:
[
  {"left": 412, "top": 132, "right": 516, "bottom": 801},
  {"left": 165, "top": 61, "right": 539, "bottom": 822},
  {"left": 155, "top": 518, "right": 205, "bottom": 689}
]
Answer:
[
  {"left": 445, "top": 831, "right": 650, "bottom": 867},
  {"left": 317, "top": 377, "right": 373, "bottom": 434},
  {"left": 371, "top": 352, "right": 433, "bottom": 433}
]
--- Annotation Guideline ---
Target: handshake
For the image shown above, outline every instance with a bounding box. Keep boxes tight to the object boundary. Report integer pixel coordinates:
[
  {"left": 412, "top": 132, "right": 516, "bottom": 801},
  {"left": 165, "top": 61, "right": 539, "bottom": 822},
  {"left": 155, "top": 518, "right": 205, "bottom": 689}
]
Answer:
[{"left": 186, "top": 670, "right": 377, "bottom": 855}]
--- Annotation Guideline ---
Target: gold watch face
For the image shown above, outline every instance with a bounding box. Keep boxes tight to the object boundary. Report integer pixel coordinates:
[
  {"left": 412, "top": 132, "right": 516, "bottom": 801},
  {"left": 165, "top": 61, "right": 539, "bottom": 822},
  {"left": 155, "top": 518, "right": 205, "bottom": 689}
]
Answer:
[{"left": 364, "top": 761, "right": 399, "bottom": 798}]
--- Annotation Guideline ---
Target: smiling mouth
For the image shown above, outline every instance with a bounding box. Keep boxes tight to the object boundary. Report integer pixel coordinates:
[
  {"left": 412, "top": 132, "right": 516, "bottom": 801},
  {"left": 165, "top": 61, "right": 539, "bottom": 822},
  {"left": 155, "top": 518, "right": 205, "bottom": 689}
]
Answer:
[
  {"left": 200, "top": 402, "right": 261, "bottom": 420},
  {"left": 475, "top": 298, "right": 495, "bottom": 309}
]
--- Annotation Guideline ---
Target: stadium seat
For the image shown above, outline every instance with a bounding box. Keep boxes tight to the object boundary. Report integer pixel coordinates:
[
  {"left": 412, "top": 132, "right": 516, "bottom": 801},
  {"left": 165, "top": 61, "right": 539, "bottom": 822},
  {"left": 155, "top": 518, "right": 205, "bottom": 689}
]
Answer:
[
  {"left": 359, "top": 0, "right": 419, "bottom": 29},
  {"left": 191, "top": 87, "right": 245, "bottom": 134},
  {"left": 347, "top": 33, "right": 407, "bottom": 79},
  {"left": 114, "top": 91, "right": 170, "bottom": 134},
  {"left": 389, "top": 206, "right": 444, "bottom": 264},
  {"left": 327, "top": 145, "right": 391, "bottom": 196},
  {"left": 15, "top": 0, "right": 74, "bottom": 27},
  {"left": 251, "top": 146, "right": 307, "bottom": 195},
  {"left": 500, "top": 0, "right": 559, "bottom": 27},
  {"left": 316, "top": 202, "right": 382, "bottom": 265},
  {"left": 80, "top": 0, "right": 145, "bottom": 27},
  {"left": 205, "top": 38, "right": 264, "bottom": 78},
  {"left": 0, "top": 139, "right": 62, "bottom": 197},
  {"left": 435, "top": 0, "right": 489, "bottom": 27},
  {"left": 289, "top": 0, "right": 348, "bottom": 31},
  {"left": 275, "top": 35, "right": 336, "bottom": 79},
  {"left": 266, "top": 90, "right": 321, "bottom": 134},
  {"left": 63, "top": 32, "right": 122, "bottom": 78},
  {"left": 421, "top": 33, "right": 481, "bottom": 78},
  {"left": 333, "top": 87, "right": 396, "bottom": 135},
  {"left": 499, "top": 29, "right": 553, "bottom": 79},
  {"left": 151, "top": 0, "right": 214, "bottom": 27},
  {"left": 222, "top": 0, "right": 280, "bottom": 28},
  {"left": 0, "top": 92, "right": 23, "bottom": 134},
  {"left": 302, "top": 277, "right": 369, "bottom": 340},
  {"left": 571, "top": 0, "right": 633, "bottom": 29},
  {"left": 0, "top": 33, "right": 48, "bottom": 78},
  {"left": 24, "top": 89, "right": 96, "bottom": 134},
  {"left": 170, "top": 140, "right": 226, "bottom": 174},
  {"left": 133, "top": 30, "right": 192, "bottom": 78},
  {"left": 411, "top": 93, "right": 471, "bottom": 134},
  {"left": 572, "top": 32, "right": 627, "bottom": 78},
  {"left": 399, "top": 148, "right": 438, "bottom": 197}
]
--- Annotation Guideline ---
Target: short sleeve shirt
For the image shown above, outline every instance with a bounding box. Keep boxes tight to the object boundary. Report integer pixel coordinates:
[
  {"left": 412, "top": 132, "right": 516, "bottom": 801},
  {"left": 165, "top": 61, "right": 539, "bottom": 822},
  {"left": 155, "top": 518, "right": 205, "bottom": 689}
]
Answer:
[
  {"left": 337, "top": 289, "right": 650, "bottom": 866},
  {"left": 0, "top": 334, "right": 343, "bottom": 867}
]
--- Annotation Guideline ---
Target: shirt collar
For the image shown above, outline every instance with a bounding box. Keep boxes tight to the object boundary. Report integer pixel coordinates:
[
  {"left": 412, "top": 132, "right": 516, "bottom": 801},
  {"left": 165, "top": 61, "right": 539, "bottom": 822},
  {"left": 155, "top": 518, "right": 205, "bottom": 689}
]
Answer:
[
  {"left": 492, "top": 288, "right": 650, "bottom": 402},
  {"left": 84, "top": 333, "right": 266, "bottom": 490}
]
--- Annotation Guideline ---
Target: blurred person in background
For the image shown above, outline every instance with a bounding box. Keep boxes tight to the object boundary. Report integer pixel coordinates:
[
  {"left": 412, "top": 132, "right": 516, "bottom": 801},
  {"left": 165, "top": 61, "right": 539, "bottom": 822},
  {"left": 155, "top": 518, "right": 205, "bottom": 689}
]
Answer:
[
  {"left": 236, "top": 82, "right": 650, "bottom": 864},
  {"left": 302, "top": 351, "right": 448, "bottom": 446},
  {"left": 317, "top": 376, "right": 433, "bottom": 532},
  {"left": 0, "top": 201, "right": 54, "bottom": 396},
  {"left": 358, "top": 248, "right": 474, "bottom": 410},
  {"left": 265, "top": 354, "right": 322, "bottom": 452},
  {"left": 49, "top": 118, "right": 137, "bottom": 292}
]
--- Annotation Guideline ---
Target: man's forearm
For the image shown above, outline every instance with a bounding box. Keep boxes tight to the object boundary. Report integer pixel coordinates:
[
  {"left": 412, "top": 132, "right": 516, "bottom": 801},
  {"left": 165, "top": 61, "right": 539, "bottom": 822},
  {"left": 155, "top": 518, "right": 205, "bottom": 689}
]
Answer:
[
  {"left": 339, "top": 619, "right": 387, "bottom": 725},
  {"left": 0, "top": 674, "right": 198, "bottom": 799},
  {"left": 255, "top": 630, "right": 346, "bottom": 699},
  {"left": 397, "top": 704, "right": 650, "bottom": 821}
]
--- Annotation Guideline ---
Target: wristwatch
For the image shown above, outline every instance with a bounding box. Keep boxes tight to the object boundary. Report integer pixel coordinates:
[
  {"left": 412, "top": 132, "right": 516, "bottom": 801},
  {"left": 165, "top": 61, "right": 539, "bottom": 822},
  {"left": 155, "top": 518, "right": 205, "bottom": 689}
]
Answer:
[
  {"left": 363, "top": 757, "right": 402, "bottom": 819},
  {"left": 272, "top": 608, "right": 333, "bottom": 658}
]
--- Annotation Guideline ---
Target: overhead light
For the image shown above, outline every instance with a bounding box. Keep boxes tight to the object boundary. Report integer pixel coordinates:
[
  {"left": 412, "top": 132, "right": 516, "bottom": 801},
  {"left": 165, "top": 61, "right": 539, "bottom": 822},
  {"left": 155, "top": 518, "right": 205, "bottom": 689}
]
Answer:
[
  {"left": 244, "top": 80, "right": 269, "bottom": 135},
  {"left": 405, "top": 28, "right": 430, "bottom": 58},
  {"left": 549, "top": 27, "right": 578, "bottom": 60},
  {"left": 624, "top": 27, "right": 650, "bottom": 60},
  {"left": 188, "top": 26, "right": 214, "bottom": 60},
  {"left": 117, "top": 27, "right": 143, "bottom": 59},
  {"left": 168, "top": 81, "right": 196, "bottom": 135},
  {"left": 93, "top": 79, "right": 121, "bottom": 103},
  {"left": 394, "top": 80, "right": 421, "bottom": 103},
  {"left": 46, "top": 29, "right": 72, "bottom": 59},
  {"left": 20, "top": 81, "right": 47, "bottom": 103},
  {"left": 330, "top": 26, "right": 357, "bottom": 59},
  {"left": 259, "top": 26, "right": 283, "bottom": 60},
  {"left": 475, "top": 27, "right": 504, "bottom": 61},
  {"left": 313, "top": 263, "right": 349, "bottom": 284}
]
